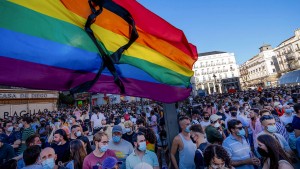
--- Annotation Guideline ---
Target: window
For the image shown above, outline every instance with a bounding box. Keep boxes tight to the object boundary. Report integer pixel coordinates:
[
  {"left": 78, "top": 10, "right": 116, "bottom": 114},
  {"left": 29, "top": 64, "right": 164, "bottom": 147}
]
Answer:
[
  {"left": 273, "top": 69, "right": 276, "bottom": 72},
  {"left": 270, "top": 61, "right": 273, "bottom": 65}
]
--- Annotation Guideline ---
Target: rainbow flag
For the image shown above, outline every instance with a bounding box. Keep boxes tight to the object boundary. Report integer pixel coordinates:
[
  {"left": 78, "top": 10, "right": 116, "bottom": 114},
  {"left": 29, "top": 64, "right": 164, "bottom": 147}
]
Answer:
[{"left": 0, "top": 0, "right": 197, "bottom": 103}]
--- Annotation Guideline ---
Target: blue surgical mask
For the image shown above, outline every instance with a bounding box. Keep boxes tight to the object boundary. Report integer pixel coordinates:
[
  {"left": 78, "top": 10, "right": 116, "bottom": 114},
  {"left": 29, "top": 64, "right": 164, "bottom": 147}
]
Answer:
[
  {"left": 138, "top": 141, "right": 147, "bottom": 151},
  {"left": 100, "top": 145, "right": 108, "bottom": 152},
  {"left": 267, "top": 125, "right": 277, "bottom": 133},
  {"left": 112, "top": 136, "right": 121, "bottom": 143},
  {"left": 289, "top": 99, "right": 293, "bottom": 103},
  {"left": 125, "top": 128, "right": 131, "bottom": 133},
  {"left": 237, "top": 129, "right": 246, "bottom": 136},
  {"left": 285, "top": 109, "right": 293, "bottom": 114},
  {"left": 185, "top": 125, "right": 191, "bottom": 133},
  {"left": 42, "top": 158, "right": 55, "bottom": 169}
]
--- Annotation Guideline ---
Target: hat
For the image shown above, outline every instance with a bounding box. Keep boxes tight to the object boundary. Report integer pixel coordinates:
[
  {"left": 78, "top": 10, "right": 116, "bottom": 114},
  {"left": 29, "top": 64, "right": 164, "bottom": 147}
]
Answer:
[
  {"left": 209, "top": 114, "right": 221, "bottom": 122},
  {"left": 112, "top": 125, "right": 123, "bottom": 133},
  {"left": 229, "top": 107, "right": 237, "bottom": 112},
  {"left": 134, "top": 162, "right": 153, "bottom": 169},
  {"left": 102, "top": 157, "right": 121, "bottom": 169}
]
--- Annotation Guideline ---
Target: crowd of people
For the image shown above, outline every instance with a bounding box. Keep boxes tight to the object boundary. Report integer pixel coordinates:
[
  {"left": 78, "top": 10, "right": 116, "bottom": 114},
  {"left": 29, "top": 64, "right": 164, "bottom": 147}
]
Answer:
[{"left": 0, "top": 86, "right": 300, "bottom": 169}]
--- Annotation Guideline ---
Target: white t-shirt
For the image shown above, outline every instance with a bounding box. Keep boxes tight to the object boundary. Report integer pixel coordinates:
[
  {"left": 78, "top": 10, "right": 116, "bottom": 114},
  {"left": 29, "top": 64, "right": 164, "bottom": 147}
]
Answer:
[
  {"left": 91, "top": 113, "right": 106, "bottom": 128},
  {"left": 200, "top": 121, "right": 211, "bottom": 129},
  {"left": 280, "top": 114, "right": 294, "bottom": 126}
]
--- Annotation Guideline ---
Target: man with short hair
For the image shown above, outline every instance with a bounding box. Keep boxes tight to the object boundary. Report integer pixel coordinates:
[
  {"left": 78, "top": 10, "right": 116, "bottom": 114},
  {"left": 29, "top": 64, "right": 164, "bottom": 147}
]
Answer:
[
  {"left": 171, "top": 116, "right": 196, "bottom": 169},
  {"left": 51, "top": 129, "right": 70, "bottom": 164},
  {"left": 222, "top": 119, "right": 260, "bottom": 169},
  {"left": 18, "top": 117, "right": 35, "bottom": 155},
  {"left": 70, "top": 125, "right": 82, "bottom": 141},
  {"left": 199, "top": 112, "right": 210, "bottom": 130},
  {"left": 205, "top": 114, "right": 224, "bottom": 144},
  {"left": 108, "top": 125, "right": 134, "bottom": 169},
  {"left": 91, "top": 109, "right": 106, "bottom": 134},
  {"left": 126, "top": 132, "right": 159, "bottom": 169},
  {"left": 22, "top": 145, "right": 42, "bottom": 169},
  {"left": 248, "top": 109, "right": 263, "bottom": 149},
  {"left": 122, "top": 121, "right": 135, "bottom": 146},
  {"left": 257, "top": 115, "right": 292, "bottom": 154},
  {"left": 0, "top": 135, "right": 15, "bottom": 165},
  {"left": 40, "top": 147, "right": 64, "bottom": 169}
]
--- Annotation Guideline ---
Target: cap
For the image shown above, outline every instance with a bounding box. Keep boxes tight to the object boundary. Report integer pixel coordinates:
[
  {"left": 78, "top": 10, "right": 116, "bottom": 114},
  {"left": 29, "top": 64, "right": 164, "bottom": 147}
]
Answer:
[
  {"left": 209, "top": 114, "right": 221, "bottom": 122},
  {"left": 112, "top": 125, "right": 123, "bottom": 133},
  {"left": 229, "top": 107, "right": 237, "bottom": 112},
  {"left": 102, "top": 157, "right": 121, "bottom": 169}
]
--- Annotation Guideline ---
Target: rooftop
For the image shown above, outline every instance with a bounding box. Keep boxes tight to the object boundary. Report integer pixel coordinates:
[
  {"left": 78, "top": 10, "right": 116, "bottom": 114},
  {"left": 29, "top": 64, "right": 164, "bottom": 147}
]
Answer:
[{"left": 198, "top": 51, "right": 226, "bottom": 56}]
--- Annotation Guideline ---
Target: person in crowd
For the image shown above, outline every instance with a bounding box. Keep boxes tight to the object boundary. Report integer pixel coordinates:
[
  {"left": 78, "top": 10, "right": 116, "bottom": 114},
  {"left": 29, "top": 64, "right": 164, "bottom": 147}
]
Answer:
[
  {"left": 15, "top": 134, "right": 42, "bottom": 169},
  {"left": 257, "top": 115, "right": 293, "bottom": 155},
  {"left": 69, "top": 116, "right": 77, "bottom": 127},
  {"left": 73, "top": 107, "right": 82, "bottom": 121},
  {"left": 273, "top": 102, "right": 285, "bottom": 117},
  {"left": 203, "top": 144, "right": 232, "bottom": 169},
  {"left": 190, "top": 124, "right": 207, "bottom": 169},
  {"left": 137, "top": 127, "right": 157, "bottom": 152},
  {"left": 257, "top": 134, "right": 294, "bottom": 169},
  {"left": 40, "top": 147, "right": 64, "bottom": 169},
  {"left": 280, "top": 106, "right": 294, "bottom": 126},
  {"left": 171, "top": 116, "right": 196, "bottom": 169},
  {"left": 216, "top": 105, "right": 227, "bottom": 122},
  {"left": 191, "top": 111, "right": 200, "bottom": 125},
  {"left": 22, "top": 145, "right": 42, "bottom": 169},
  {"left": 70, "top": 125, "right": 81, "bottom": 141},
  {"left": 156, "top": 128, "right": 169, "bottom": 168},
  {"left": 108, "top": 125, "right": 134, "bottom": 169},
  {"left": 225, "top": 107, "right": 247, "bottom": 129},
  {"left": 205, "top": 114, "right": 224, "bottom": 145},
  {"left": 0, "top": 135, "right": 15, "bottom": 165},
  {"left": 135, "top": 119, "right": 145, "bottom": 132},
  {"left": 82, "top": 131, "right": 117, "bottom": 169},
  {"left": 126, "top": 132, "right": 159, "bottom": 169},
  {"left": 0, "top": 121, "right": 21, "bottom": 152},
  {"left": 37, "top": 118, "right": 50, "bottom": 145},
  {"left": 66, "top": 140, "right": 87, "bottom": 169},
  {"left": 248, "top": 108, "right": 264, "bottom": 149},
  {"left": 122, "top": 121, "right": 135, "bottom": 146},
  {"left": 291, "top": 103, "right": 300, "bottom": 157},
  {"left": 200, "top": 112, "right": 210, "bottom": 130},
  {"left": 51, "top": 129, "right": 70, "bottom": 164},
  {"left": 91, "top": 108, "right": 106, "bottom": 134},
  {"left": 203, "top": 102, "right": 217, "bottom": 115},
  {"left": 78, "top": 136, "right": 93, "bottom": 154},
  {"left": 270, "top": 110, "right": 289, "bottom": 141},
  {"left": 102, "top": 157, "right": 121, "bottom": 169},
  {"left": 149, "top": 110, "right": 158, "bottom": 134},
  {"left": 222, "top": 119, "right": 260, "bottom": 169},
  {"left": 18, "top": 117, "right": 35, "bottom": 155},
  {"left": 0, "top": 159, "right": 17, "bottom": 169}
]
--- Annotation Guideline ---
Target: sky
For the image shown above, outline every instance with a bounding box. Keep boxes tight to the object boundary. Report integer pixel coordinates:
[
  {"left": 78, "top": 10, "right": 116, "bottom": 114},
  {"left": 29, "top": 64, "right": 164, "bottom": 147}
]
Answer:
[{"left": 137, "top": 0, "right": 300, "bottom": 65}]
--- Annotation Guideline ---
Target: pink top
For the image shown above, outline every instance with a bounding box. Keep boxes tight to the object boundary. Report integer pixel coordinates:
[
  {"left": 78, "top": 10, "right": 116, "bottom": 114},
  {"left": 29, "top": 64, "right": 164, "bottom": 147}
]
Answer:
[
  {"left": 73, "top": 110, "right": 81, "bottom": 120},
  {"left": 83, "top": 150, "right": 117, "bottom": 169},
  {"left": 248, "top": 118, "right": 264, "bottom": 148}
]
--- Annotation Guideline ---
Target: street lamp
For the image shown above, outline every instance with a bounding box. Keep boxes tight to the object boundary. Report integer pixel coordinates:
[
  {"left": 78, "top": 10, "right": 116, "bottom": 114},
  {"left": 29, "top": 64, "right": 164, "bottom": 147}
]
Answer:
[{"left": 213, "top": 74, "right": 218, "bottom": 93}]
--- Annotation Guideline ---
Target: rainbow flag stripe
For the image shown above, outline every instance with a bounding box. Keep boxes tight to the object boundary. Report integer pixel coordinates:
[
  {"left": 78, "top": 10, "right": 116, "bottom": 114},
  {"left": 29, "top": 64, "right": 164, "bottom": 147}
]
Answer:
[{"left": 0, "top": 0, "right": 197, "bottom": 103}]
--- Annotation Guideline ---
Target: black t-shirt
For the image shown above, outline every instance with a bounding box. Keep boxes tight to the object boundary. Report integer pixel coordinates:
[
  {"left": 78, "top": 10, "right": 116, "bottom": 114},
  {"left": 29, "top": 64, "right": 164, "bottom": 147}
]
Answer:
[
  {"left": 122, "top": 133, "right": 134, "bottom": 146},
  {"left": 51, "top": 141, "right": 70, "bottom": 164},
  {"left": 0, "top": 143, "right": 15, "bottom": 165}
]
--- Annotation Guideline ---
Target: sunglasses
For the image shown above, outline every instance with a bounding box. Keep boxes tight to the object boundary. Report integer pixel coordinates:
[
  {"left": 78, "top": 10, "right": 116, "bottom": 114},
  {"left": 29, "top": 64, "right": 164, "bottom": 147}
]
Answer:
[{"left": 260, "top": 115, "right": 274, "bottom": 122}]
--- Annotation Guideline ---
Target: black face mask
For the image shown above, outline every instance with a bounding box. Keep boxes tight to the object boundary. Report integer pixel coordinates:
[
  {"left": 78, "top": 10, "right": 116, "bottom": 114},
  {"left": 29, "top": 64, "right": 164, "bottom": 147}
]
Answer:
[
  {"left": 225, "top": 110, "right": 229, "bottom": 113},
  {"left": 190, "top": 136, "right": 196, "bottom": 144},
  {"left": 231, "top": 112, "right": 237, "bottom": 117},
  {"left": 204, "top": 117, "right": 209, "bottom": 120},
  {"left": 257, "top": 147, "right": 269, "bottom": 157},
  {"left": 250, "top": 117, "right": 255, "bottom": 120}
]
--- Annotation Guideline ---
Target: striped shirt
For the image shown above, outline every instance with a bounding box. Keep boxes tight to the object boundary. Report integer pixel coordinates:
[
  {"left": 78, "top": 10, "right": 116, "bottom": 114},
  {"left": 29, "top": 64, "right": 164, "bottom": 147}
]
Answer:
[
  {"left": 18, "top": 127, "right": 35, "bottom": 155},
  {"left": 222, "top": 134, "right": 254, "bottom": 169}
]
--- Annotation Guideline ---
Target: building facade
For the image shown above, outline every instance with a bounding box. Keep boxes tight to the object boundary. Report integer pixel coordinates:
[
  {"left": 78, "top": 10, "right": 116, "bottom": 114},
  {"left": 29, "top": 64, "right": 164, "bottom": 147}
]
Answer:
[
  {"left": 274, "top": 29, "right": 300, "bottom": 74},
  {"left": 192, "top": 51, "right": 240, "bottom": 95},
  {"left": 239, "top": 45, "right": 278, "bottom": 89}
]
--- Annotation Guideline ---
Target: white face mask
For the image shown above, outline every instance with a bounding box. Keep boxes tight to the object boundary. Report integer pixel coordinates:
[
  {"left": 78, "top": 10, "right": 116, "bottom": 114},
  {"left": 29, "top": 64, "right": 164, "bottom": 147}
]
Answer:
[
  {"left": 76, "top": 131, "right": 82, "bottom": 137},
  {"left": 7, "top": 126, "right": 13, "bottom": 132},
  {"left": 121, "top": 119, "right": 125, "bottom": 123},
  {"left": 18, "top": 123, "right": 23, "bottom": 128}
]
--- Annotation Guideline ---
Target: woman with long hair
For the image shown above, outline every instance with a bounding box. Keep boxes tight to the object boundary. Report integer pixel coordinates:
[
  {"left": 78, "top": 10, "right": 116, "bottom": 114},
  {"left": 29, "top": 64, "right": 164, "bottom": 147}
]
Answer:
[
  {"left": 66, "top": 139, "right": 87, "bottom": 169},
  {"left": 257, "top": 134, "right": 294, "bottom": 169},
  {"left": 203, "top": 144, "right": 232, "bottom": 169},
  {"left": 78, "top": 136, "right": 93, "bottom": 154}
]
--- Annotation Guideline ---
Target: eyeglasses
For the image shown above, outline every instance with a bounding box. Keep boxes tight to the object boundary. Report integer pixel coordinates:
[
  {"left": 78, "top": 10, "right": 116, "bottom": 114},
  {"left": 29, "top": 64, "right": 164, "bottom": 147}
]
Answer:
[{"left": 100, "top": 141, "right": 109, "bottom": 144}]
